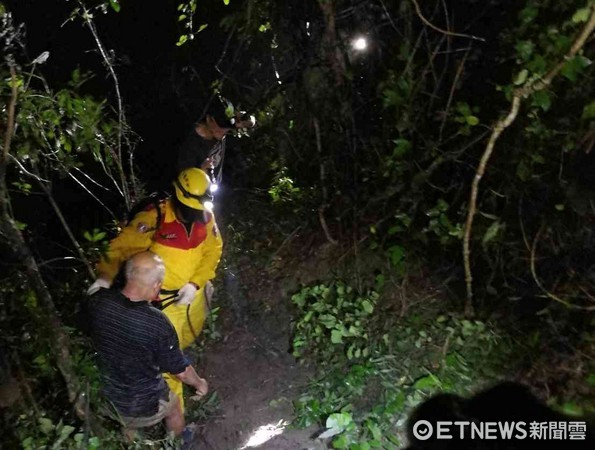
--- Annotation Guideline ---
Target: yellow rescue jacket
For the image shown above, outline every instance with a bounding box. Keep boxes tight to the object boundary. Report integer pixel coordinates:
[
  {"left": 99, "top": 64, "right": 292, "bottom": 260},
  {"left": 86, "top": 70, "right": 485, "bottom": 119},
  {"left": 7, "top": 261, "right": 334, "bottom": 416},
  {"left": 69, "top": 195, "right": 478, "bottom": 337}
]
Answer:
[
  {"left": 97, "top": 197, "right": 222, "bottom": 406},
  {"left": 97, "top": 198, "right": 223, "bottom": 294}
]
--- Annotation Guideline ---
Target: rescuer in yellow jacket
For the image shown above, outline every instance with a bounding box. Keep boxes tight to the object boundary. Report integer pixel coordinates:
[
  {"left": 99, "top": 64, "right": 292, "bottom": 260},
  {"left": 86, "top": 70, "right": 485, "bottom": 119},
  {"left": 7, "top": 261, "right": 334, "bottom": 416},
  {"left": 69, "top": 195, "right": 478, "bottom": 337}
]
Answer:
[{"left": 87, "top": 168, "right": 222, "bottom": 408}]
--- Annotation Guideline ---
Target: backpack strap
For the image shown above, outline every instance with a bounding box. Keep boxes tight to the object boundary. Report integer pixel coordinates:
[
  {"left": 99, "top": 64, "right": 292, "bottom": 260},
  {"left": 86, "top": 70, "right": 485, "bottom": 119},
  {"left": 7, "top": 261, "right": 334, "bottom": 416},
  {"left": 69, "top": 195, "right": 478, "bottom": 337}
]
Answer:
[{"left": 127, "top": 192, "right": 170, "bottom": 231}]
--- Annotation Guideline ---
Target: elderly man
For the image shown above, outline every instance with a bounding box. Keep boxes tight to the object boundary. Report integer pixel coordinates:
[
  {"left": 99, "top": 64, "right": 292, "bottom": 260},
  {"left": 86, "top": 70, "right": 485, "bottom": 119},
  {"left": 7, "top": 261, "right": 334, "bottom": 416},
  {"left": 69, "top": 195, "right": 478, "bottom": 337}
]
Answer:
[
  {"left": 87, "top": 167, "right": 222, "bottom": 409},
  {"left": 86, "top": 251, "right": 208, "bottom": 438}
]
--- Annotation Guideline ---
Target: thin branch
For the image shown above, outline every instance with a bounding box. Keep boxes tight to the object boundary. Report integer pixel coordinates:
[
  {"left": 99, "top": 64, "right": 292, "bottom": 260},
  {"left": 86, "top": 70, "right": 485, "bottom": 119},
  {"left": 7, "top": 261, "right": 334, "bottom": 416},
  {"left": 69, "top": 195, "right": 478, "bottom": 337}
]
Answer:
[
  {"left": 1, "top": 67, "right": 18, "bottom": 182},
  {"left": 0, "top": 63, "right": 101, "bottom": 431},
  {"left": 66, "top": 170, "right": 117, "bottom": 220},
  {"left": 8, "top": 154, "right": 50, "bottom": 183},
  {"left": 439, "top": 45, "right": 471, "bottom": 141},
  {"left": 517, "top": 196, "right": 531, "bottom": 252},
  {"left": 410, "top": 0, "right": 486, "bottom": 42},
  {"left": 214, "top": 24, "right": 237, "bottom": 79},
  {"left": 530, "top": 225, "right": 595, "bottom": 311},
  {"left": 462, "top": 5, "right": 595, "bottom": 315},
  {"left": 72, "top": 166, "right": 112, "bottom": 192},
  {"left": 77, "top": 1, "right": 131, "bottom": 208},
  {"left": 37, "top": 177, "right": 95, "bottom": 278},
  {"left": 412, "top": 128, "right": 489, "bottom": 190},
  {"left": 463, "top": 95, "right": 521, "bottom": 315},
  {"left": 28, "top": 116, "right": 119, "bottom": 214},
  {"left": 38, "top": 256, "right": 79, "bottom": 267},
  {"left": 377, "top": 0, "right": 402, "bottom": 36},
  {"left": 313, "top": 118, "right": 337, "bottom": 245},
  {"left": 272, "top": 225, "right": 303, "bottom": 258}
]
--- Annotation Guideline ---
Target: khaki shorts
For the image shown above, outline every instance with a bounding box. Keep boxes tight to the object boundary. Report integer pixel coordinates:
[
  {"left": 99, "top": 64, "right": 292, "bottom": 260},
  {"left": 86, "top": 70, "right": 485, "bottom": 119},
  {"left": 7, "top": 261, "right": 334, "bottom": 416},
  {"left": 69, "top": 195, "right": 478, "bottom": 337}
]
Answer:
[{"left": 121, "top": 389, "right": 178, "bottom": 429}]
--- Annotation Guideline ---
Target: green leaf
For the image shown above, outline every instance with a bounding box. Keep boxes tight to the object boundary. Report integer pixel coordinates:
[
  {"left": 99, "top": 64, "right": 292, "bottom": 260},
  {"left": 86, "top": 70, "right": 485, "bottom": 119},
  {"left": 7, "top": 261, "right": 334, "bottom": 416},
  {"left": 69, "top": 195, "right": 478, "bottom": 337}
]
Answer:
[
  {"left": 198, "top": 24, "right": 208, "bottom": 33},
  {"left": 320, "top": 412, "right": 353, "bottom": 440},
  {"left": 176, "top": 34, "right": 188, "bottom": 46},
  {"left": 54, "top": 424, "right": 76, "bottom": 448},
  {"left": 392, "top": 138, "right": 411, "bottom": 158},
  {"left": 572, "top": 7, "right": 590, "bottom": 23},
  {"left": 532, "top": 90, "right": 551, "bottom": 111},
  {"left": 455, "top": 102, "right": 471, "bottom": 116},
  {"left": 515, "top": 41, "right": 534, "bottom": 61},
  {"left": 361, "top": 300, "right": 374, "bottom": 314},
  {"left": 514, "top": 69, "right": 528, "bottom": 85},
  {"left": 109, "top": 0, "right": 121, "bottom": 13},
  {"left": 88, "top": 437, "right": 100, "bottom": 450},
  {"left": 39, "top": 417, "right": 54, "bottom": 435},
  {"left": 582, "top": 100, "right": 595, "bottom": 120},
  {"left": 561, "top": 55, "right": 591, "bottom": 82},
  {"left": 413, "top": 373, "right": 441, "bottom": 390},
  {"left": 465, "top": 115, "right": 479, "bottom": 126},
  {"left": 561, "top": 402, "right": 583, "bottom": 416},
  {"left": 332, "top": 435, "right": 349, "bottom": 449},
  {"left": 527, "top": 55, "right": 547, "bottom": 75},
  {"left": 516, "top": 160, "right": 531, "bottom": 181},
  {"left": 375, "top": 274, "right": 385, "bottom": 290},
  {"left": 387, "top": 245, "right": 405, "bottom": 267},
  {"left": 554, "top": 204, "right": 565, "bottom": 211},
  {"left": 387, "top": 225, "right": 402, "bottom": 235},
  {"left": 482, "top": 221, "right": 502, "bottom": 246},
  {"left": 331, "top": 329, "right": 344, "bottom": 344},
  {"left": 367, "top": 421, "right": 382, "bottom": 441},
  {"left": 223, "top": 0, "right": 230, "bottom": 5},
  {"left": 519, "top": 6, "right": 538, "bottom": 23}
]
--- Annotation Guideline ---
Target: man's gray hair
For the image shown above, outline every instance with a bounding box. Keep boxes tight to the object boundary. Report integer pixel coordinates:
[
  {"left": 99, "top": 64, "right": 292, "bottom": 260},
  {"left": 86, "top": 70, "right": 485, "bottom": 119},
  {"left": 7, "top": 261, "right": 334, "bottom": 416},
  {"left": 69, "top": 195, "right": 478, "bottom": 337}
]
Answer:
[{"left": 124, "top": 252, "right": 165, "bottom": 286}]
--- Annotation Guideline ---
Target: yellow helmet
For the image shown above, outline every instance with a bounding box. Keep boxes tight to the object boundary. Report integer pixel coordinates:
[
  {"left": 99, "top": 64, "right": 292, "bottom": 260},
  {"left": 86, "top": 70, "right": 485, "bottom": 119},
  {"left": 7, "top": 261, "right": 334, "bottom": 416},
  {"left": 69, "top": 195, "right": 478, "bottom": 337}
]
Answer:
[{"left": 173, "top": 168, "right": 212, "bottom": 210}]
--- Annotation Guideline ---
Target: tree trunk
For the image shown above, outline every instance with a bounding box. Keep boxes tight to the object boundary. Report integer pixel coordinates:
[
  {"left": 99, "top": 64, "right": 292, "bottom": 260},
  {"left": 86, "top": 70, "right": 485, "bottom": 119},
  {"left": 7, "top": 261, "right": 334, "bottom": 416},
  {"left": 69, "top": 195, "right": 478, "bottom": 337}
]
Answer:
[{"left": 0, "top": 65, "right": 101, "bottom": 432}]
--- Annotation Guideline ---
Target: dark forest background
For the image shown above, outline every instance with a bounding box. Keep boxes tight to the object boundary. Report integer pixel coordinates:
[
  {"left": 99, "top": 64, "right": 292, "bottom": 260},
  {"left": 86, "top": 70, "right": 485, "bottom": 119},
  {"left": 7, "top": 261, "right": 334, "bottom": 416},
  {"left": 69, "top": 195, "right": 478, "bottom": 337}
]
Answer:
[{"left": 1, "top": 0, "right": 594, "bottom": 448}]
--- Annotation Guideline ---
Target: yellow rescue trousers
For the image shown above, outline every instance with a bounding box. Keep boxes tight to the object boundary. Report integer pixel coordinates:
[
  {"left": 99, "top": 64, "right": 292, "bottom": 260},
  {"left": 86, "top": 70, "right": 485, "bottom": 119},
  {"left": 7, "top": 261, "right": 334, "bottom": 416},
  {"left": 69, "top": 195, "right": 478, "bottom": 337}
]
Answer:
[{"left": 161, "top": 288, "right": 208, "bottom": 411}]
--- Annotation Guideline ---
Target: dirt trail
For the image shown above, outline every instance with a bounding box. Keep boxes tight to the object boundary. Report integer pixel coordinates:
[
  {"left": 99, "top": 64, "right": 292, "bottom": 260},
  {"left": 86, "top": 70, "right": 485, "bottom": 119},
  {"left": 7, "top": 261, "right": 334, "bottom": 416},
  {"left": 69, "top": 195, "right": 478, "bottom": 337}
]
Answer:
[{"left": 188, "top": 267, "right": 327, "bottom": 450}]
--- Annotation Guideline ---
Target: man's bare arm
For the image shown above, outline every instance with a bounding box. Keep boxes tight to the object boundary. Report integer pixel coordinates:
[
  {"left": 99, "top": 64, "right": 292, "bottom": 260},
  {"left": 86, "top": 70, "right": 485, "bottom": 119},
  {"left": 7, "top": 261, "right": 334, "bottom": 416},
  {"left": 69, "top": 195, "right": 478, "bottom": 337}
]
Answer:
[{"left": 174, "top": 365, "right": 209, "bottom": 399}]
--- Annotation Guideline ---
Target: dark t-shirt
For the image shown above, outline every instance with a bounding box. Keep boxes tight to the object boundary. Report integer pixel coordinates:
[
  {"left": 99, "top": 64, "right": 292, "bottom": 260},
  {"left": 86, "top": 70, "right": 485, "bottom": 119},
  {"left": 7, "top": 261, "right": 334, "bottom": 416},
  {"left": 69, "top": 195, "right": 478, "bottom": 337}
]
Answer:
[{"left": 86, "top": 288, "right": 188, "bottom": 417}]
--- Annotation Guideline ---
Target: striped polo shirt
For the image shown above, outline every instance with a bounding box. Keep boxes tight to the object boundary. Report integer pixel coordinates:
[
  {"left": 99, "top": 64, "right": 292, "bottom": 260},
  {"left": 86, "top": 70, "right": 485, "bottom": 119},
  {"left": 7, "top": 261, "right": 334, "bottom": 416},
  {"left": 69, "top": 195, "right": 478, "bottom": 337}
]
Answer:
[{"left": 86, "top": 288, "right": 188, "bottom": 418}]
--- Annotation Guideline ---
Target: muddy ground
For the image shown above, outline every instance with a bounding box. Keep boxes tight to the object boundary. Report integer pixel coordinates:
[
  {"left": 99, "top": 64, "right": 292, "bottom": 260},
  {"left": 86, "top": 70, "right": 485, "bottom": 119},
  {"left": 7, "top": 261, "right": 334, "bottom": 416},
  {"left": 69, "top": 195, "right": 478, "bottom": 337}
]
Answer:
[{"left": 186, "top": 263, "right": 330, "bottom": 450}]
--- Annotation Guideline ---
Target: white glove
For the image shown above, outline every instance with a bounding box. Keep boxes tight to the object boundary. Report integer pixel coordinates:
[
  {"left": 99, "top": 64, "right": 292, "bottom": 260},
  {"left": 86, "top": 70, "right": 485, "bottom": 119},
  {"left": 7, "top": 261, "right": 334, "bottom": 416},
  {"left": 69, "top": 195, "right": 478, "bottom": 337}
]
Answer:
[
  {"left": 177, "top": 283, "right": 198, "bottom": 306},
  {"left": 87, "top": 278, "right": 111, "bottom": 296}
]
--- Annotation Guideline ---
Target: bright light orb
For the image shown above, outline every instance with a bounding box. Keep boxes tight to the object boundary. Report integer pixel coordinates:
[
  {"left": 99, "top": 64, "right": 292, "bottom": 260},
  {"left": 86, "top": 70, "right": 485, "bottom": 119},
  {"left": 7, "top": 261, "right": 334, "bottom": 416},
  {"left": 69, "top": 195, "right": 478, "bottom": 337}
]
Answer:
[
  {"left": 352, "top": 37, "right": 368, "bottom": 51},
  {"left": 203, "top": 201, "right": 214, "bottom": 212},
  {"left": 209, "top": 183, "right": 219, "bottom": 193}
]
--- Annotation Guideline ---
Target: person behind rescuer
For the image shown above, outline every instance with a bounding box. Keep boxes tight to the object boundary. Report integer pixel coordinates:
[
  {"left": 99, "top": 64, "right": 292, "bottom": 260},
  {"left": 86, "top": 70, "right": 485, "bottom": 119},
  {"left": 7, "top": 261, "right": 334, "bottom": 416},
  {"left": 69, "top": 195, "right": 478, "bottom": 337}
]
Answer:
[
  {"left": 85, "top": 251, "right": 208, "bottom": 440},
  {"left": 176, "top": 95, "right": 256, "bottom": 181},
  {"left": 86, "top": 167, "right": 222, "bottom": 409}
]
